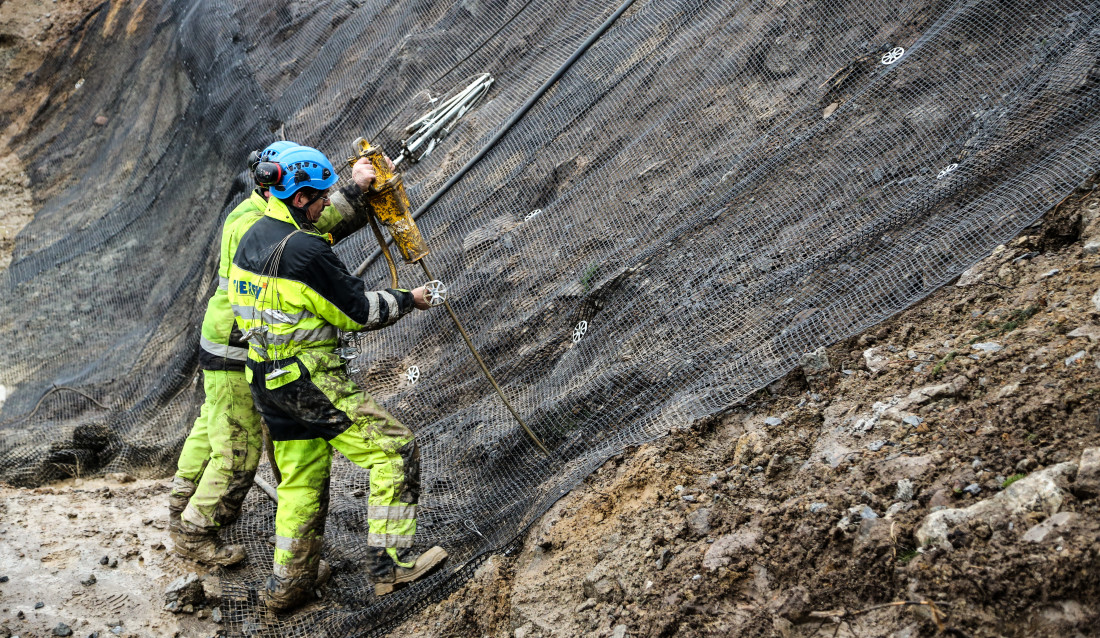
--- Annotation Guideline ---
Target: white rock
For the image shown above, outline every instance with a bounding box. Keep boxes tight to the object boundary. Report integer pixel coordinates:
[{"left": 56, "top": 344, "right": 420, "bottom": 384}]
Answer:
[
  {"left": 1092, "top": 288, "right": 1100, "bottom": 313},
  {"left": 1067, "top": 325, "right": 1100, "bottom": 342},
  {"left": 1064, "top": 350, "right": 1087, "bottom": 367},
  {"left": 0, "top": 384, "right": 6, "bottom": 407},
  {"left": 1021, "top": 511, "right": 1077, "bottom": 543},
  {"left": 916, "top": 462, "right": 1076, "bottom": 546},
  {"left": 863, "top": 347, "right": 890, "bottom": 374},
  {"left": 1076, "top": 447, "right": 1100, "bottom": 495},
  {"left": 896, "top": 479, "right": 915, "bottom": 502},
  {"left": 971, "top": 342, "right": 1004, "bottom": 353}
]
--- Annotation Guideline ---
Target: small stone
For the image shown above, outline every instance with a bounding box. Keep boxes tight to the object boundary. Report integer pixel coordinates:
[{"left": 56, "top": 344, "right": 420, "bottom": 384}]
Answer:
[
  {"left": 764, "top": 416, "right": 782, "bottom": 427},
  {"left": 822, "top": 102, "right": 839, "bottom": 118},
  {"left": 211, "top": 608, "right": 223, "bottom": 624},
  {"left": 656, "top": 548, "right": 671, "bottom": 570},
  {"left": 99, "top": 556, "right": 109, "bottom": 565},
  {"left": 35, "top": 602, "right": 45, "bottom": 609},
  {"left": 885, "top": 502, "right": 914, "bottom": 519},
  {"left": 611, "top": 625, "right": 627, "bottom": 638},
  {"left": 1084, "top": 240, "right": 1100, "bottom": 255},
  {"left": 181, "top": 604, "right": 194, "bottom": 614},
  {"left": 576, "top": 598, "right": 596, "bottom": 613},
  {"left": 93, "top": 115, "right": 109, "bottom": 126},
  {"left": 963, "top": 483, "right": 981, "bottom": 496},
  {"left": 1064, "top": 350, "right": 1086, "bottom": 367},
  {"left": 902, "top": 415, "right": 923, "bottom": 426},
  {"left": 858, "top": 506, "right": 878, "bottom": 520},
  {"left": 895, "top": 479, "right": 915, "bottom": 502},
  {"left": 867, "top": 440, "right": 886, "bottom": 452},
  {"left": 1076, "top": 447, "right": 1100, "bottom": 495},
  {"left": 88, "top": 632, "right": 99, "bottom": 638},
  {"left": 81, "top": 574, "right": 97, "bottom": 586},
  {"left": 1038, "top": 268, "right": 1061, "bottom": 279},
  {"left": 1067, "top": 325, "right": 1100, "bottom": 342},
  {"left": 164, "top": 601, "right": 181, "bottom": 614},
  {"left": 110, "top": 627, "right": 123, "bottom": 636},
  {"left": 1092, "top": 288, "right": 1100, "bottom": 313},
  {"left": 141, "top": 519, "right": 153, "bottom": 526},
  {"left": 971, "top": 342, "right": 1003, "bottom": 353},
  {"left": 1022, "top": 512, "right": 1077, "bottom": 543},
  {"left": 809, "top": 502, "right": 827, "bottom": 513},
  {"left": 150, "top": 542, "right": 165, "bottom": 550},
  {"left": 0, "top": 575, "right": 7, "bottom": 583},
  {"left": 165, "top": 573, "right": 205, "bottom": 608},
  {"left": 687, "top": 507, "right": 712, "bottom": 535},
  {"left": 197, "top": 609, "right": 208, "bottom": 619},
  {"left": 109, "top": 559, "right": 117, "bottom": 568},
  {"left": 52, "top": 623, "right": 73, "bottom": 637},
  {"left": 681, "top": 494, "right": 696, "bottom": 503}
]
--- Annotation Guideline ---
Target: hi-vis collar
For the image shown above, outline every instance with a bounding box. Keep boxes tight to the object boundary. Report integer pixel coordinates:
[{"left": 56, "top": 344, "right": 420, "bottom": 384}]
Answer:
[{"left": 264, "top": 197, "right": 334, "bottom": 244}]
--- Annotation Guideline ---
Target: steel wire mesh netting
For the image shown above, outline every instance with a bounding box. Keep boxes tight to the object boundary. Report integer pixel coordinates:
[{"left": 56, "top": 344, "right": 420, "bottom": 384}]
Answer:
[{"left": 1, "top": 0, "right": 1099, "bottom": 634}]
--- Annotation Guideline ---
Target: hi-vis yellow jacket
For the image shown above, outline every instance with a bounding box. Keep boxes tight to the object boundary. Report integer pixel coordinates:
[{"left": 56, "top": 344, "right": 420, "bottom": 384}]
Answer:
[
  {"left": 198, "top": 186, "right": 373, "bottom": 371},
  {"left": 227, "top": 196, "right": 413, "bottom": 369}
]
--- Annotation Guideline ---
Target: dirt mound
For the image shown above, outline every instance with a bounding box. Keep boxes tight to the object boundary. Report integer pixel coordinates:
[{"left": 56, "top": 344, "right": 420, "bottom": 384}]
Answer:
[{"left": 389, "top": 182, "right": 1100, "bottom": 637}]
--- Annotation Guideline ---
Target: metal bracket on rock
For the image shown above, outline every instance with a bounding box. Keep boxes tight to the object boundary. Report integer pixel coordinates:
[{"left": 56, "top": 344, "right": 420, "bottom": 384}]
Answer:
[
  {"left": 881, "top": 47, "right": 905, "bottom": 65},
  {"left": 573, "top": 321, "right": 588, "bottom": 343},
  {"left": 423, "top": 280, "right": 448, "bottom": 307}
]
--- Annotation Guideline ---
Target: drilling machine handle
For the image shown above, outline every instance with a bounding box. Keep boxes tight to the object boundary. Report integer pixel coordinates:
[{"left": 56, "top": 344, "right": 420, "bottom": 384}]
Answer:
[{"left": 347, "top": 138, "right": 430, "bottom": 280}]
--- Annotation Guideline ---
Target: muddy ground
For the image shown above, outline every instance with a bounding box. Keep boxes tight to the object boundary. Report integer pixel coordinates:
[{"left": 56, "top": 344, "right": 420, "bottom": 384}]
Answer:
[
  {"left": 0, "top": 477, "right": 221, "bottom": 638},
  {"left": 1, "top": 179, "right": 1095, "bottom": 638},
  {"left": 387, "top": 187, "right": 1100, "bottom": 637}
]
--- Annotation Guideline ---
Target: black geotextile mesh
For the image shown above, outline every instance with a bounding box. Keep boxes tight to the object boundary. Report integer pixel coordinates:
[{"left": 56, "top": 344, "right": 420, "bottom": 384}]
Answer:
[{"left": 1, "top": 0, "right": 1099, "bottom": 634}]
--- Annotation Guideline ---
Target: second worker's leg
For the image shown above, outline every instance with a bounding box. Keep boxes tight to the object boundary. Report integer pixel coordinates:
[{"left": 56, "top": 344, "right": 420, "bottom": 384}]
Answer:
[
  {"left": 173, "top": 370, "right": 258, "bottom": 566},
  {"left": 169, "top": 371, "right": 217, "bottom": 532}
]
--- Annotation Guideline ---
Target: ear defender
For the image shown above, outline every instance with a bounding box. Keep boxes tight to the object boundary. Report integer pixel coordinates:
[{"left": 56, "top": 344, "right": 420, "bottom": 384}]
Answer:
[{"left": 254, "top": 162, "right": 284, "bottom": 187}]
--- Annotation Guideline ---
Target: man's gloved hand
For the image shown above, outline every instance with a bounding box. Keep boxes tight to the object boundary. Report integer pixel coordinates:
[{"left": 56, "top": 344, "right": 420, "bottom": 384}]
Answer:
[{"left": 410, "top": 286, "right": 432, "bottom": 310}]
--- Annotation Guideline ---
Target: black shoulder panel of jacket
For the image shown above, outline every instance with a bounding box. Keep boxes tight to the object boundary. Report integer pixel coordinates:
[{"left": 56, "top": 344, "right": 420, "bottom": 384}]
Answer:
[{"left": 234, "top": 216, "right": 414, "bottom": 326}]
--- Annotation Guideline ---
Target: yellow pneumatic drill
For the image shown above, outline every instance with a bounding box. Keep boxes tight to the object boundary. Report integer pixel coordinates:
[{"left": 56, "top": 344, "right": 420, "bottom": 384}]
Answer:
[{"left": 347, "top": 138, "right": 549, "bottom": 454}]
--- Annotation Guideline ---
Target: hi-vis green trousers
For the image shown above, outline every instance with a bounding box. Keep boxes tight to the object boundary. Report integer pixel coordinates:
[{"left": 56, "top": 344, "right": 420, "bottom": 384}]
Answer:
[
  {"left": 170, "top": 369, "right": 263, "bottom": 530},
  {"left": 247, "top": 350, "right": 420, "bottom": 581}
]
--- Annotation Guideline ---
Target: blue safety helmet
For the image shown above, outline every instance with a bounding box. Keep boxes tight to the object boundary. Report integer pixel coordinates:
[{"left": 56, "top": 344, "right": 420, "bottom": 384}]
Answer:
[
  {"left": 259, "top": 140, "right": 296, "bottom": 162},
  {"left": 269, "top": 145, "right": 338, "bottom": 200},
  {"left": 248, "top": 140, "right": 298, "bottom": 187}
]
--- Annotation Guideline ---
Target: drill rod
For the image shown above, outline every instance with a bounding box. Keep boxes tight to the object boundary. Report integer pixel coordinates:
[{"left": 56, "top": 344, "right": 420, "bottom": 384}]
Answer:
[{"left": 418, "top": 259, "right": 550, "bottom": 455}]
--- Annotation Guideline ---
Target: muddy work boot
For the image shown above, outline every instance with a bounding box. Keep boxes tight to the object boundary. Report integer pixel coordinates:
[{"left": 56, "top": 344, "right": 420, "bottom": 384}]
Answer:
[
  {"left": 261, "top": 573, "right": 317, "bottom": 612},
  {"left": 371, "top": 546, "right": 448, "bottom": 596},
  {"left": 170, "top": 523, "right": 245, "bottom": 567}
]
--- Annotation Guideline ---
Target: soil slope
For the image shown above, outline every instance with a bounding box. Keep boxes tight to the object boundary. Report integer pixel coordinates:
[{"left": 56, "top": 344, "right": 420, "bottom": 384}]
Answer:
[{"left": 389, "top": 183, "right": 1100, "bottom": 637}]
